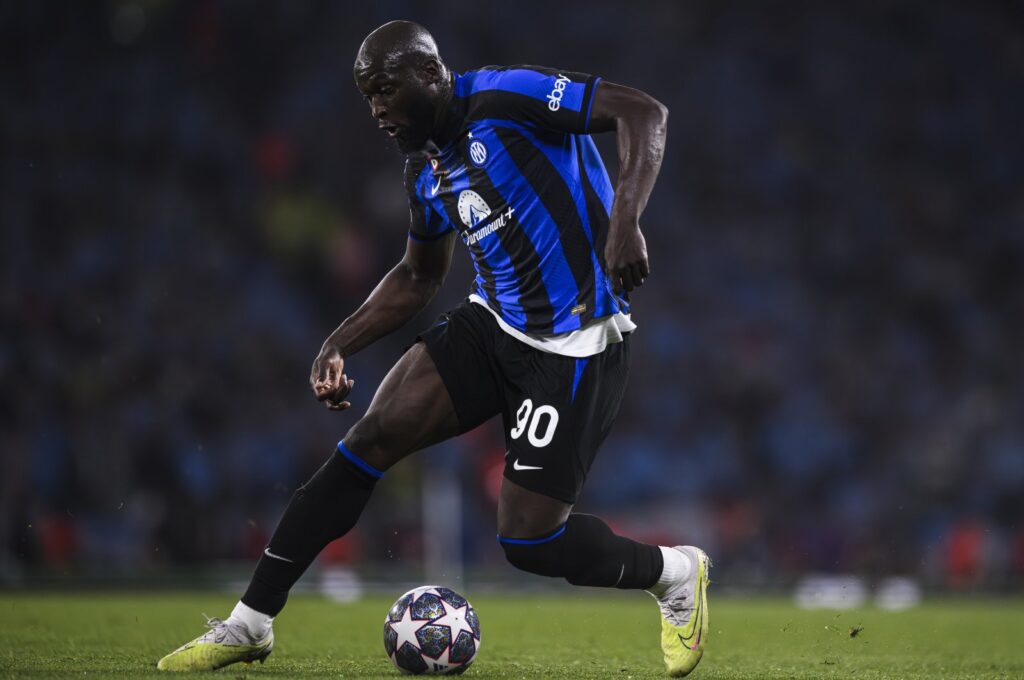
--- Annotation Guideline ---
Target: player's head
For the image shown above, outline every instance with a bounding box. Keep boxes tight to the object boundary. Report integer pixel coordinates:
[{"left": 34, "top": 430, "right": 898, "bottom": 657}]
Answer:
[{"left": 354, "top": 21, "right": 449, "bottom": 153}]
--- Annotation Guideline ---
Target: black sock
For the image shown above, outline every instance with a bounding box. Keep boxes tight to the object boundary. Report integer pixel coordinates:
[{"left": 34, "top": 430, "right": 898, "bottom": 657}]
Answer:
[
  {"left": 241, "top": 443, "right": 381, "bottom": 616},
  {"left": 499, "top": 513, "right": 663, "bottom": 589}
]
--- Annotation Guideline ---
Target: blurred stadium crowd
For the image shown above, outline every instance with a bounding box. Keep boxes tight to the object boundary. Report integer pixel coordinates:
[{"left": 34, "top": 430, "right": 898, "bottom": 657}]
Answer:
[{"left": 2, "top": 1, "right": 1022, "bottom": 590}]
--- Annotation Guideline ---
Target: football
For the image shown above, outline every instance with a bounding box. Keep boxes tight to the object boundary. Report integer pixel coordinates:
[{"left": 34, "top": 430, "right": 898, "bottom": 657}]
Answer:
[{"left": 383, "top": 585, "right": 481, "bottom": 675}]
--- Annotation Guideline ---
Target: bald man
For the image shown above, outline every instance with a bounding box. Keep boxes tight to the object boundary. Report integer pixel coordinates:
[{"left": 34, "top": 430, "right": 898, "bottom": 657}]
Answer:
[{"left": 158, "top": 21, "right": 710, "bottom": 677}]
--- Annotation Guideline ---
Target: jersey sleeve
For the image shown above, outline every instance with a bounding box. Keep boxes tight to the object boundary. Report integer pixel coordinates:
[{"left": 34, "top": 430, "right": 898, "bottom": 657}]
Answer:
[
  {"left": 457, "top": 65, "right": 601, "bottom": 134},
  {"left": 405, "top": 157, "right": 453, "bottom": 242}
]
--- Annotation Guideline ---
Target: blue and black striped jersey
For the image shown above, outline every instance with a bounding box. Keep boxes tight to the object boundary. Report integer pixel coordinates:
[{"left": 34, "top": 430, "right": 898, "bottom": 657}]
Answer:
[{"left": 405, "top": 65, "right": 627, "bottom": 336}]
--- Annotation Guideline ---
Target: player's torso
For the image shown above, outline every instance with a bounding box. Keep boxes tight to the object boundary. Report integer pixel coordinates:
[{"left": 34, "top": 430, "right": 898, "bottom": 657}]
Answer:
[
  {"left": 422, "top": 121, "right": 583, "bottom": 251},
  {"left": 411, "top": 120, "right": 608, "bottom": 334}
]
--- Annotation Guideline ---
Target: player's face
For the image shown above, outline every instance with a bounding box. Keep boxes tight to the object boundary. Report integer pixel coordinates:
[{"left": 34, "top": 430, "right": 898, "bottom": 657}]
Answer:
[{"left": 355, "top": 65, "right": 436, "bottom": 153}]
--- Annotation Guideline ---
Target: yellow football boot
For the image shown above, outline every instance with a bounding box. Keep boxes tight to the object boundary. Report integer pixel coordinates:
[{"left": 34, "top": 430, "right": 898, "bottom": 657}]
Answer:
[
  {"left": 657, "top": 546, "right": 711, "bottom": 676},
  {"left": 157, "top": 616, "right": 273, "bottom": 671}
]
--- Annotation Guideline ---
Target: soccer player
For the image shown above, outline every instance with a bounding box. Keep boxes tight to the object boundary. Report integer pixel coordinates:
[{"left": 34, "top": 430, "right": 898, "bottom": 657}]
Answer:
[{"left": 158, "top": 20, "right": 710, "bottom": 677}]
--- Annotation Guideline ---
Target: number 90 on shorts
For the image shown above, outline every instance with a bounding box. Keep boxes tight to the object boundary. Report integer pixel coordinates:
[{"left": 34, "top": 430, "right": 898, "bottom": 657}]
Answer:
[{"left": 510, "top": 398, "right": 560, "bottom": 448}]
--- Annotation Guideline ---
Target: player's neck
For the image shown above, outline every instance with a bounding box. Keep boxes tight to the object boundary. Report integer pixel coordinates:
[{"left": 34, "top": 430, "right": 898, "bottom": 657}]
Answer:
[{"left": 429, "top": 73, "right": 460, "bottom": 150}]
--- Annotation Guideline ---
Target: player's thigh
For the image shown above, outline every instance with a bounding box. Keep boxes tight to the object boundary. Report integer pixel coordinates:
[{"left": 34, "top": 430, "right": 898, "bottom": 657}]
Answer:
[
  {"left": 500, "top": 336, "right": 631, "bottom": 508},
  {"left": 343, "top": 342, "right": 459, "bottom": 470}
]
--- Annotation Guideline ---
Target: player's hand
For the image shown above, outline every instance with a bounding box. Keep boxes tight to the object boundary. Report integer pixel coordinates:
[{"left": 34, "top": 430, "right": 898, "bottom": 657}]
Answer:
[
  {"left": 604, "top": 222, "right": 650, "bottom": 293},
  {"left": 310, "top": 343, "right": 356, "bottom": 411}
]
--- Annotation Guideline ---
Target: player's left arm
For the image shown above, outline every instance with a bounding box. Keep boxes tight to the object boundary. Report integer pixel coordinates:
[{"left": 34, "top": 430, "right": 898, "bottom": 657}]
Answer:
[{"left": 588, "top": 82, "right": 668, "bottom": 293}]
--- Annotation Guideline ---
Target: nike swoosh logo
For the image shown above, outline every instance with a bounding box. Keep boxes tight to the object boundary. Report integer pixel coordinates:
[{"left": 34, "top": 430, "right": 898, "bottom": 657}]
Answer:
[
  {"left": 264, "top": 548, "right": 295, "bottom": 563},
  {"left": 431, "top": 177, "right": 442, "bottom": 195},
  {"left": 677, "top": 600, "right": 703, "bottom": 650},
  {"left": 513, "top": 459, "right": 543, "bottom": 471},
  {"left": 677, "top": 559, "right": 707, "bottom": 651}
]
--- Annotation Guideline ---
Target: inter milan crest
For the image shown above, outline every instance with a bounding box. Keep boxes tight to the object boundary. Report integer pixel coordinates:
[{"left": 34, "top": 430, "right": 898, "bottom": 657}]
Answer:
[{"left": 468, "top": 139, "right": 488, "bottom": 166}]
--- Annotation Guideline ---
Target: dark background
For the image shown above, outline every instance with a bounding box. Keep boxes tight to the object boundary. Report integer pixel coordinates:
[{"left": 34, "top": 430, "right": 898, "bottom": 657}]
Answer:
[{"left": 2, "top": 0, "right": 1022, "bottom": 591}]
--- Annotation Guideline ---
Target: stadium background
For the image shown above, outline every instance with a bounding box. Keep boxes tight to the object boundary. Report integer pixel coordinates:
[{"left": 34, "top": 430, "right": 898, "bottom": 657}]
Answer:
[{"left": 2, "top": 0, "right": 1022, "bottom": 598}]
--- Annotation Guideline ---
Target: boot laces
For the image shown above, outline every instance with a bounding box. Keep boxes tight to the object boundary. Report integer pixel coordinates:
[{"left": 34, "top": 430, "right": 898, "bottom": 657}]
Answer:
[{"left": 199, "top": 615, "right": 256, "bottom": 645}]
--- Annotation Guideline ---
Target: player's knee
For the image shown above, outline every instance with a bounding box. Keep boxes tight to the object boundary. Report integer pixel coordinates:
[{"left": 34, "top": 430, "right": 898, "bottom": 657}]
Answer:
[
  {"left": 343, "top": 414, "right": 395, "bottom": 470},
  {"left": 345, "top": 405, "right": 423, "bottom": 468},
  {"left": 343, "top": 416, "right": 376, "bottom": 455},
  {"left": 498, "top": 522, "right": 575, "bottom": 579},
  {"left": 499, "top": 540, "right": 563, "bottom": 578}
]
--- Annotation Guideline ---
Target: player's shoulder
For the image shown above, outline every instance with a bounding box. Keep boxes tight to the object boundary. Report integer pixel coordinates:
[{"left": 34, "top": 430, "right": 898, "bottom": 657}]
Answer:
[{"left": 455, "top": 64, "right": 570, "bottom": 96}]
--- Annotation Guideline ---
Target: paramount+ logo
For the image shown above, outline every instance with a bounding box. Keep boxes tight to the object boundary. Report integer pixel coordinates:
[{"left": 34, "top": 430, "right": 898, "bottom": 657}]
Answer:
[{"left": 546, "top": 74, "right": 571, "bottom": 112}]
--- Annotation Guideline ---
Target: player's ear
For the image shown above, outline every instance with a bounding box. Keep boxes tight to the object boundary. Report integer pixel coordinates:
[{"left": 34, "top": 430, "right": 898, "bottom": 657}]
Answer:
[{"left": 418, "top": 58, "right": 444, "bottom": 86}]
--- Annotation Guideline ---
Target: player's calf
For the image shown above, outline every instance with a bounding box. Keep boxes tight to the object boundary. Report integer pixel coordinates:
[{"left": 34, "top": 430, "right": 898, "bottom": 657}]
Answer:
[
  {"left": 240, "top": 444, "right": 383, "bottom": 617},
  {"left": 498, "top": 513, "right": 712, "bottom": 677},
  {"left": 499, "top": 513, "right": 663, "bottom": 589}
]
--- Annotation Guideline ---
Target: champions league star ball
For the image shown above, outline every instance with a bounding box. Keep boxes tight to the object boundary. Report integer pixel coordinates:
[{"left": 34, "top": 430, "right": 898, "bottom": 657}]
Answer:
[{"left": 383, "top": 585, "right": 481, "bottom": 674}]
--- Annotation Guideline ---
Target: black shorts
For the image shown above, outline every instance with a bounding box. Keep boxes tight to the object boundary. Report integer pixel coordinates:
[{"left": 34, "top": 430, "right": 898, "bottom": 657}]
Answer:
[{"left": 417, "top": 300, "right": 630, "bottom": 504}]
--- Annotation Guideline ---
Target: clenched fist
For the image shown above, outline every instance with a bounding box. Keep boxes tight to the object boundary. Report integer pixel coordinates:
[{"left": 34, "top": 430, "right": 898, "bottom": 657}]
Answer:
[{"left": 310, "top": 343, "right": 356, "bottom": 411}]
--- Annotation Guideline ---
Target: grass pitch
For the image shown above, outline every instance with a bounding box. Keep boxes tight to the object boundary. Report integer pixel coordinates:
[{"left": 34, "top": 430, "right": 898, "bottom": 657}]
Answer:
[{"left": 1, "top": 591, "right": 1022, "bottom": 679}]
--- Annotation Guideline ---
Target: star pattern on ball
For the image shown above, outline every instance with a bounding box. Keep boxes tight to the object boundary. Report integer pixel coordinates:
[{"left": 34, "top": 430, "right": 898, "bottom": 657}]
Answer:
[
  {"left": 387, "top": 600, "right": 429, "bottom": 652},
  {"left": 430, "top": 598, "right": 477, "bottom": 641},
  {"left": 430, "top": 646, "right": 452, "bottom": 669},
  {"left": 384, "top": 586, "right": 481, "bottom": 674}
]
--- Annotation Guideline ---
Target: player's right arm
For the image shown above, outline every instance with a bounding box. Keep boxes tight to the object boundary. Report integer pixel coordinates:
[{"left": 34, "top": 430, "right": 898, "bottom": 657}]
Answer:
[
  {"left": 460, "top": 66, "right": 665, "bottom": 292},
  {"left": 310, "top": 229, "right": 456, "bottom": 410}
]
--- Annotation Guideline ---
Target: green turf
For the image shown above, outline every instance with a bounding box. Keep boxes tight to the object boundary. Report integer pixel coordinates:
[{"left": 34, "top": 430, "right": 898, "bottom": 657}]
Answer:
[{"left": 1, "top": 591, "right": 1022, "bottom": 678}]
